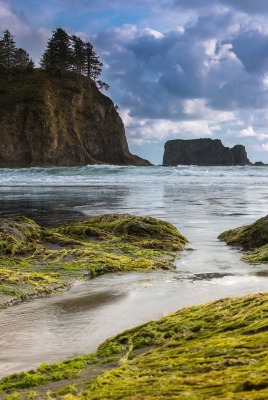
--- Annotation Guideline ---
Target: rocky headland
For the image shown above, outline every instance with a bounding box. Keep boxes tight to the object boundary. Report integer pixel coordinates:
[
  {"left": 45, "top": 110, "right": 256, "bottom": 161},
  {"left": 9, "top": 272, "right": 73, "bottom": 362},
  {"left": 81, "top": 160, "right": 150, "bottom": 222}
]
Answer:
[
  {"left": 162, "top": 138, "right": 252, "bottom": 166},
  {"left": 0, "top": 70, "right": 150, "bottom": 167}
]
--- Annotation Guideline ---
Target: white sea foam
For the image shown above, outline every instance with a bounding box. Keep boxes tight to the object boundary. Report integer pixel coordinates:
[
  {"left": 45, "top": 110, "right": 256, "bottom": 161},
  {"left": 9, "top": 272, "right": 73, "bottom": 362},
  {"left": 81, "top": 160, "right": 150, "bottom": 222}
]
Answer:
[{"left": 0, "top": 165, "right": 268, "bottom": 186}]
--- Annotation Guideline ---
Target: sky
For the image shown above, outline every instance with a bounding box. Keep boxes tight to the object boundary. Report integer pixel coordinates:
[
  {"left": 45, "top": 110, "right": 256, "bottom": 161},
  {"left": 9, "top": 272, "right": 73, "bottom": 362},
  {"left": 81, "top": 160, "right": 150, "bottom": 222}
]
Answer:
[{"left": 2, "top": 1, "right": 268, "bottom": 164}]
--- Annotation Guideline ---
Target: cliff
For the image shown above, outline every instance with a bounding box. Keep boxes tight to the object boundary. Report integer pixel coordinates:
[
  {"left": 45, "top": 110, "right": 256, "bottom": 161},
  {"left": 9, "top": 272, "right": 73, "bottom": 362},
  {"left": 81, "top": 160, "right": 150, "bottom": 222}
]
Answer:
[
  {"left": 0, "top": 70, "right": 150, "bottom": 167},
  {"left": 162, "top": 138, "right": 251, "bottom": 166}
]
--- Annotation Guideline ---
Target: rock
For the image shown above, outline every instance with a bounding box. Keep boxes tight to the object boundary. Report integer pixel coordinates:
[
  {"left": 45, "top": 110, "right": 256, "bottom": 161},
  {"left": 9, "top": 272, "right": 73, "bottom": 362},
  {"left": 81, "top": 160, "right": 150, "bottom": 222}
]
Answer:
[
  {"left": 254, "top": 161, "right": 267, "bottom": 166},
  {"left": 231, "top": 144, "right": 251, "bottom": 166},
  {"left": 0, "top": 214, "right": 188, "bottom": 307},
  {"left": 162, "top": 138, "right": 251, "bottom": 166},
  {"left": 0, "top": 71, "right": 151, "bottom": 167},
  {"left": 218, "top": 215, "right": 268, "bottom": 263},
  {"left": 218, "top": 215, "right": 268, "bottom": 250}
]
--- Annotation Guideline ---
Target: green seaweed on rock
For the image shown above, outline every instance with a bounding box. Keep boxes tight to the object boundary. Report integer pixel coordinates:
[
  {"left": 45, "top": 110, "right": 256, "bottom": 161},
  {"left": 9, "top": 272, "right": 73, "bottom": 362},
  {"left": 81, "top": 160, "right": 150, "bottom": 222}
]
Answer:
[
  {"left": 218, "top": 214, "right": 268, "bottom": 263},
  {"left": 53, "top": 213, "right": 188, "bottom": 251},
  {"left": 0, "top": 293, "right": 267, "bottom": 399},
  {"left": 0, "top": 214, "right": 188, "bottom": 307}
]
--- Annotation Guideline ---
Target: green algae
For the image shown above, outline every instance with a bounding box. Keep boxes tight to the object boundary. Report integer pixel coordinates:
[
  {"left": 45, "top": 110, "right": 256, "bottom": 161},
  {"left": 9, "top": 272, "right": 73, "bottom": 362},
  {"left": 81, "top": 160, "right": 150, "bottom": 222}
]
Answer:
[
  {"left": 0, "top": 293, "right": 267, "bottom": 399},
  {"left": 218, "top": 215, "right": 268, "bottom": 250},
  {"left": 53, "top": 214, "right": 188, "bottom": 251},
  {"left": 218, "top": 215, "right": 268, "bottom": 263},
  {"left": 0, "top": 214, "right": 187, "bottom": 307},
  {"left": 242, "top": 244, "right": 268, "bottom": 263}
]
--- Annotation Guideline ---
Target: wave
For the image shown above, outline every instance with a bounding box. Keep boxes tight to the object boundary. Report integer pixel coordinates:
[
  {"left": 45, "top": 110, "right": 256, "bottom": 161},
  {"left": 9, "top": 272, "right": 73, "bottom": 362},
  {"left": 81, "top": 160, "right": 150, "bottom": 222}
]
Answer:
[{"left": 0, "top": 165, "right": 267, "bottom": 187}]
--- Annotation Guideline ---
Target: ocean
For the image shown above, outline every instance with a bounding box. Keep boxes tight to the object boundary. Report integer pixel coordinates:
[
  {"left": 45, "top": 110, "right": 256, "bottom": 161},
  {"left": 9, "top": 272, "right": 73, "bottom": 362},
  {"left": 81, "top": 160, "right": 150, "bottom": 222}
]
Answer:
[{"left": 0, "top": 165, "right": 268, "bottom": 377}]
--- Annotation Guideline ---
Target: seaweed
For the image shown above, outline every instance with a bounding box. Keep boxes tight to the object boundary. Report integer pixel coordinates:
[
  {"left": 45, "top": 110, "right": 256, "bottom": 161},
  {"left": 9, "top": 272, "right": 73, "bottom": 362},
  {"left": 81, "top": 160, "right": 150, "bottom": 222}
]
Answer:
[
  {"left": 0, "top": 214, "right": 187, "bottom": 307},
  {"left": 218, "top": 214, "right": 268, "bottom": 263},
  {"left": 0, "top": 293, "right": 267, "bottom": 399}
]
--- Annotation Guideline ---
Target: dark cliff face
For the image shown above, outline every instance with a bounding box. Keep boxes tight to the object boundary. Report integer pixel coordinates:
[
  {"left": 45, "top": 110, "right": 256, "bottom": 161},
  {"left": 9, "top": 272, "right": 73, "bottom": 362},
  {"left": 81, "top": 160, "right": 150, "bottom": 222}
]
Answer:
[
  {"left": 231, "top": 145, "right": 251, "bottom": 166},
  {"left": 0, "top": 71, "right": 151, "bottom": 167},
  {"left": 162, "top": 138, "right": 251, "bottom": 166}
]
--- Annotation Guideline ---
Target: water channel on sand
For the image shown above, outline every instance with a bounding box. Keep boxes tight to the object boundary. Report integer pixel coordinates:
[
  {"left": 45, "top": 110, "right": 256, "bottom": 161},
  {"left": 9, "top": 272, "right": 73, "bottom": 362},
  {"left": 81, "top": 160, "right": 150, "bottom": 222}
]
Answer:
[{"left": 0, "top": 166, "right": 267, "bottom": 378}]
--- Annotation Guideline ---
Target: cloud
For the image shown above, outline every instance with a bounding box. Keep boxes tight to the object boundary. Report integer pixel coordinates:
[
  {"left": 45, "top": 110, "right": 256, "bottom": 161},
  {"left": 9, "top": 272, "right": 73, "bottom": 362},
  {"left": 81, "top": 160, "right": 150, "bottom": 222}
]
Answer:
[
  {"left": 121, "top": 102, "right": 238, "bottom": 148},
  {"left": 92, "top": 7, "right": 268, "bottom": 163},
  {"left": 0, "top": 1, "right": 52, "bottom": 62},
  {"left": 98, "top": 11, "right": 268, "bottom": 122},
  {"left": 238, "top": 127, "right": 256, "bottom": 137},
  {"left": 172, "top": 0, "right": 268, "bottom": 15},
  {"left": 221, "top": 0, "right": 268, "bottom": 15},
  {"left": 0, "top": 1, "right": 29, "bottom": 35},
  {"left": 230, "top": 29, "right": 268, "bottom": 73},
  {"left": 260, "top": 143, "right": 268, "bottom": 151}
]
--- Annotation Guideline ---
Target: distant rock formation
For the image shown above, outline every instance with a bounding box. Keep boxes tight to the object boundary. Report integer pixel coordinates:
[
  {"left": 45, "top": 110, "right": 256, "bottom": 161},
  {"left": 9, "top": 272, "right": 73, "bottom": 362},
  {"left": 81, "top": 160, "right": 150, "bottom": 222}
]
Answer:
[
  {"left": 162, "top": 138, "right": 251, "bottom": 166},
  {"left": 254, "top": 161, "right": 267, "bottom": 166},
  {"left": 0, "top": 70, "right": 151, "bottom": 167}
]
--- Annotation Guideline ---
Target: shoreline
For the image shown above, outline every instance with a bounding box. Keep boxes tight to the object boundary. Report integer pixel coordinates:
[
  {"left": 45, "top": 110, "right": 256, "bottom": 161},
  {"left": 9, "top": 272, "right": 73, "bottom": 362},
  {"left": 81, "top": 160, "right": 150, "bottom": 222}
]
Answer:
[{"left": 0, "top": 281, "right": 73, "bottom": 309}]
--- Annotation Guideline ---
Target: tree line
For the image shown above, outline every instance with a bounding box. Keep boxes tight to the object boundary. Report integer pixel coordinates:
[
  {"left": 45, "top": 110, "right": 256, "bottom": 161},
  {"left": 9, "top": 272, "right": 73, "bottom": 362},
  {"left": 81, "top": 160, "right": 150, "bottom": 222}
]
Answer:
[{"left": 0, "top": 28, "right": 109, "bottom": 89}]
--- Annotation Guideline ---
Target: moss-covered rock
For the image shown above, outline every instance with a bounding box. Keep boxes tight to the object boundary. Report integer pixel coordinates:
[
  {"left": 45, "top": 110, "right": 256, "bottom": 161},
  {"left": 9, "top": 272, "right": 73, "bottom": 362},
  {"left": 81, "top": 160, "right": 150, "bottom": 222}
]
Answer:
[
  {"left": 0, "top": 214, "right": 187, "bottom": 307},
  {"left": 0, "top": 293, "right": 267, "bottom": 399},
  {"left": 218, "top": 215, "right": 268, "bottom": 263},
  {"left": 54, "top": 213, "right": 188, "bottom": 251},
  {"left": 218, "top": 215, "right": 268, "bottom": 249}
]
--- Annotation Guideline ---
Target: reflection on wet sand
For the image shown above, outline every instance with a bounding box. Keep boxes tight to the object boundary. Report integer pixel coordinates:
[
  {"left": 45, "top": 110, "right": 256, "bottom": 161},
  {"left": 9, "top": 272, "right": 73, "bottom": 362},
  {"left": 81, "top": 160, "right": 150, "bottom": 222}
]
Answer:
[{"left": 52, "top": 291, "right": 127, "bottom": 313}]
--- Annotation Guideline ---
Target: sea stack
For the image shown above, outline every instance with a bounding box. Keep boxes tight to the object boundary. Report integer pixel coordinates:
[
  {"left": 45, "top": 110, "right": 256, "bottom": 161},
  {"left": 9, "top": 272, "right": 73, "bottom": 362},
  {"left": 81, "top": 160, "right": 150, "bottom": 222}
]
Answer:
[
  {"left": 0, "top": 71, "right": 151, "bottom": 167},
  {"left": 162, "top": 138, "right": 251, "bottom": 166}
]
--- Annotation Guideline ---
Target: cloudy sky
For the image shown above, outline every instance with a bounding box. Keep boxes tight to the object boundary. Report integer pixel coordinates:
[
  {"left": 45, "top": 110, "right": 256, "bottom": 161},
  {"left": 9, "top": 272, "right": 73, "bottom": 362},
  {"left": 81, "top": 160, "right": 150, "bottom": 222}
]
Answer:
[{"left": 2, "top": 0, "right": 268, "bottom": 164}]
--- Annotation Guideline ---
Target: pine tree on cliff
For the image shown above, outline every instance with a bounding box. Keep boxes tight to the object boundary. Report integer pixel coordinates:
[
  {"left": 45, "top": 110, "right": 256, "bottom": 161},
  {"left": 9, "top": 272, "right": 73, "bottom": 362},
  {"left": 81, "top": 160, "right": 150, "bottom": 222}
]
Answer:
[
  {"left": 40, "top": 28, "right": 109, "bottom": 89},
  {"left": 13, "top": 48, "right": 34, "bottom": 73},
  {"left": 0, "top": 30, "right": 34, "bottom": 76},
  {"left": 0, "top": 30, "right": 16, "bottom": 75},
  {"left": 71, "top": 35, "right": 86, "bottom": 77},
  {"left": 40, "top": 28, "right": 72, "bottom": 77},
  {"left": 84, "top": 42, "right": 109, "bottom": 89},
  {"left": 85, "top": 42, "right": 103, "bottom": 82}
]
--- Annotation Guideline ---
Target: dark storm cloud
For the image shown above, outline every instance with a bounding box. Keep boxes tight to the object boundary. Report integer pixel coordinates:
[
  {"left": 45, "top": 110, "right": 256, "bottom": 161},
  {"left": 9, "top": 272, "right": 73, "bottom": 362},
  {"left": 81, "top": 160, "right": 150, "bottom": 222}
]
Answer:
[
  {"left": 231, "top": 29, "right": 268, "bottom": 73},
  {"left": 97, "top": 5, "right": 268, "bottom": 121},
  {"left": 221, "top": 0, "right": 268, "bottom": 15},
  {"left": 172, "top": 0, "right": 268, "bottom": 14}
]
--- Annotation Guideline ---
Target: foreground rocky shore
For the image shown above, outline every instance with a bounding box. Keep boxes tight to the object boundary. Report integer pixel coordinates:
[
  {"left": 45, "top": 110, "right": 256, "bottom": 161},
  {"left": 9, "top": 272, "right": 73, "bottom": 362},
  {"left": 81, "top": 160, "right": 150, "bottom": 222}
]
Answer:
[
  {"left": 0, "top": 292, "right": 267, "bottom": 399},
  {"left": 1, "top": 215, "right": 268, "bottom": 399}
]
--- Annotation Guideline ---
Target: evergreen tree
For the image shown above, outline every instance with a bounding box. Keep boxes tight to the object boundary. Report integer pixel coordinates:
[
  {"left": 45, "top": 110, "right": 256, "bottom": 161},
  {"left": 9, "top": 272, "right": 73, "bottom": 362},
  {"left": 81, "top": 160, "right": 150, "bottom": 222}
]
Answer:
[
  {"left": 0, "top": 30, "right": 34, "bottom": 76},
  {"left": 71, "top": 35, "right": 86, "bottom": 76},
  {"left": 85, "top": 42, "right": 103, "bottom": 82},
  {"left": 40, "top": 28, "right": 109, "bottom": 89},
  {"left": 0, "top": 29, "right": 16, "bottom": 75},
  {"left": 14, "top": 48, "right": 34, "bottom": 73},
  {"left": 40, "top": 28, "right": 72, "bottom": 77}
]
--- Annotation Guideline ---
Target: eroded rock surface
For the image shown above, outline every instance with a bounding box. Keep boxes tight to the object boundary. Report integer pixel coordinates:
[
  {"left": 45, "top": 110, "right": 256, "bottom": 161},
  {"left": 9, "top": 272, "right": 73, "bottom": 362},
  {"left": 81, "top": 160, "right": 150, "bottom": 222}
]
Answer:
[{"left": 0, "top": 71, "right": 151, "bottom": 167}]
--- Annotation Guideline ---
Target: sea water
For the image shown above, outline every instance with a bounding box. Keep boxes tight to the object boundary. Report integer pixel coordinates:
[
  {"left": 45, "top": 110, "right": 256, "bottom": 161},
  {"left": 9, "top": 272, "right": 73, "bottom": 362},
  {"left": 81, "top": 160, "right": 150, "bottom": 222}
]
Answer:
[{"left": 0, "top": 165, "right": 267, "bottom": 377}]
